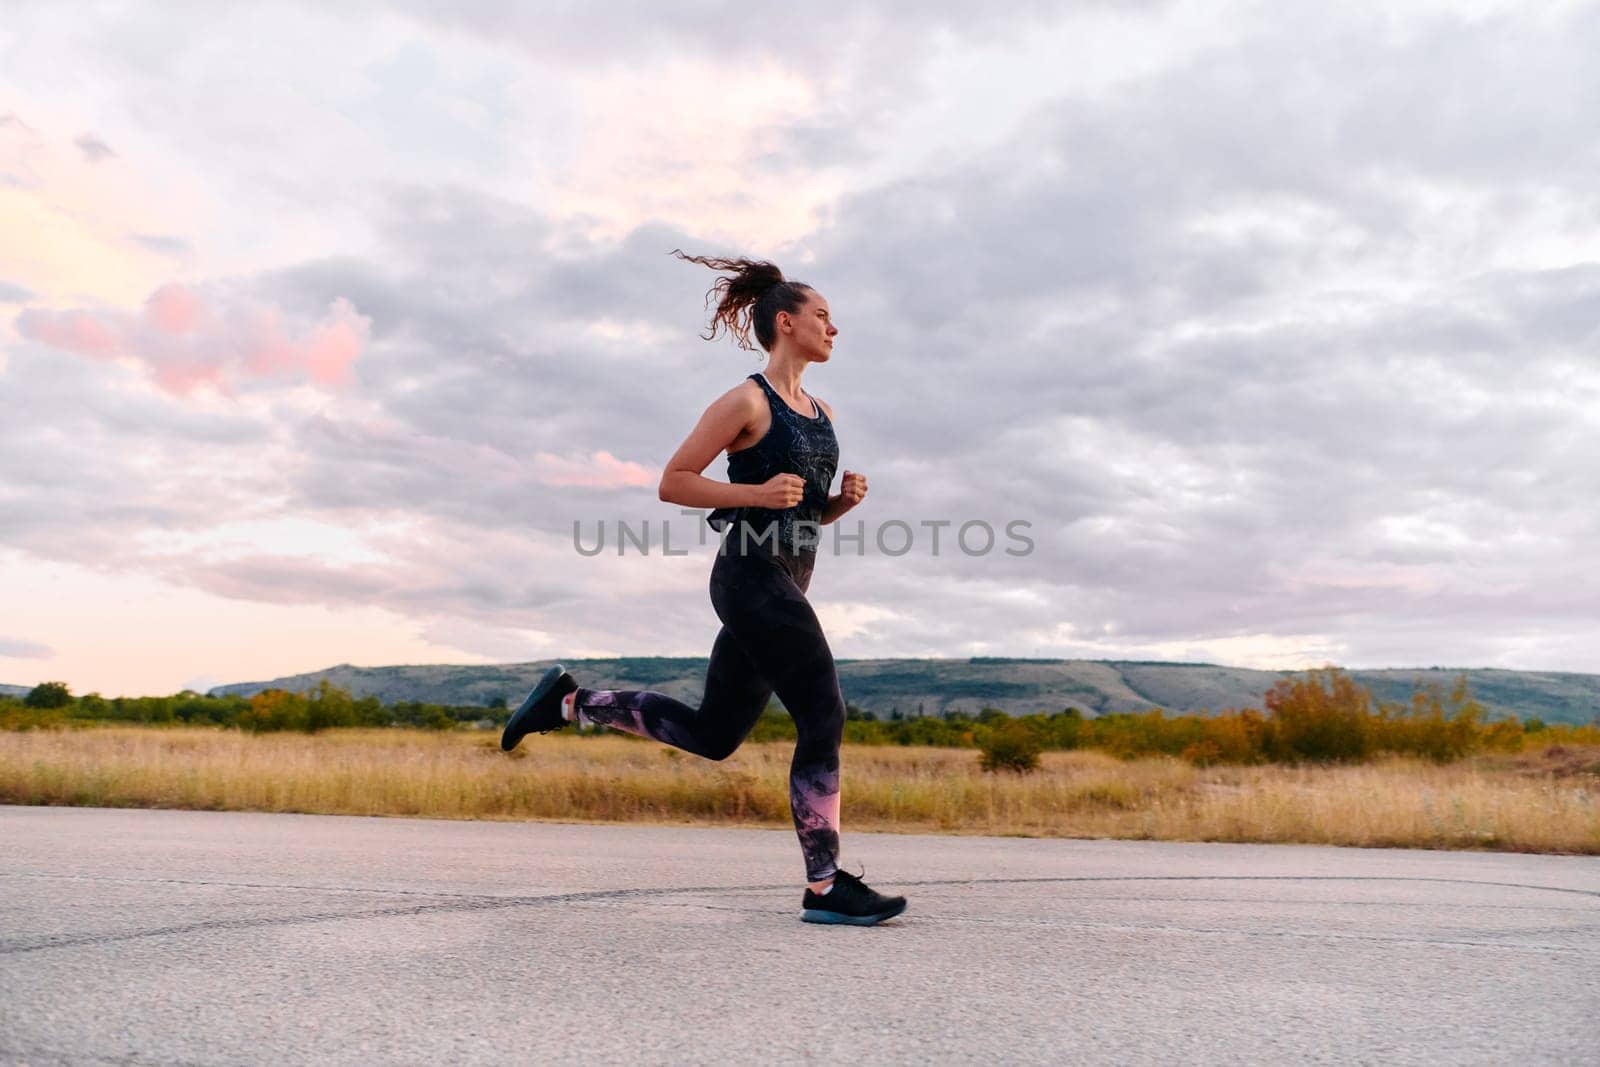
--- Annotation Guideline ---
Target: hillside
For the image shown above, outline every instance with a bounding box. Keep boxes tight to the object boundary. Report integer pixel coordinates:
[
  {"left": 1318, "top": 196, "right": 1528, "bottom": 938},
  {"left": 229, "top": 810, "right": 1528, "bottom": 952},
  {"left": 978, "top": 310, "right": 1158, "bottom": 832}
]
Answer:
[{"left": 208, "top": 659, "right": 1600, "bottom": 726}]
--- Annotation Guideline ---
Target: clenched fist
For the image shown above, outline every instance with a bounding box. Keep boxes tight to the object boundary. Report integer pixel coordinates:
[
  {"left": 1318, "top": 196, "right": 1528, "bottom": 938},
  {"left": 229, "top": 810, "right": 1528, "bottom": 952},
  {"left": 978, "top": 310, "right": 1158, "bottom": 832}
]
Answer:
[
  {"left": 755, "top": 472, "right": 806, "bottom": 509},
  {"left": 840, "top": 469, "right": 868, "bottom": 507}
]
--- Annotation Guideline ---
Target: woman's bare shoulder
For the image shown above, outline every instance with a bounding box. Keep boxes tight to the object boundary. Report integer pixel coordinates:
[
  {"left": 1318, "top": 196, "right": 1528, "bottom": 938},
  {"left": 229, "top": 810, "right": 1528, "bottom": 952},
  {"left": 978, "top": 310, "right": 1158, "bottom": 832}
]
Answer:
[{"left": 706, "top": 376, "right": 765, "bottom": 413}]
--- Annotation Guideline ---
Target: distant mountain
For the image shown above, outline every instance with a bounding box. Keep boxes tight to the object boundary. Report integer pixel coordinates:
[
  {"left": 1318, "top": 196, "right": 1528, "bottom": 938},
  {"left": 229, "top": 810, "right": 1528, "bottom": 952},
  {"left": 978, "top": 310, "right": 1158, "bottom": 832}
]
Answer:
[
  {"left": 0, "top": 683, "right": 31, "bottom": 698},
  {"left": 208, "top": 659, "right": 1600, "bottom": 726}
]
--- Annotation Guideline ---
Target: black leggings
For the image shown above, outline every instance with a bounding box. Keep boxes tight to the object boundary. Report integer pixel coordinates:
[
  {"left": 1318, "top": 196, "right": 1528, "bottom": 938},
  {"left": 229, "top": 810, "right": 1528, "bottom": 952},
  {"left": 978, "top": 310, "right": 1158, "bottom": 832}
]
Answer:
[{"left": 571, "top": 539, "right": 846, "bottom": 881}]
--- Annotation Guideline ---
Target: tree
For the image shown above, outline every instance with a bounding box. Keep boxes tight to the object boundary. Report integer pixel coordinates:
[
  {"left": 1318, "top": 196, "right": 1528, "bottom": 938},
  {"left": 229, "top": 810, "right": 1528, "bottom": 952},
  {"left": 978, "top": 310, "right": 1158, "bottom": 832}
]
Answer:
[
  {"left": 1264, "top": 667, "right": 1371, "bottom": 763},
  {"left": 24, "top": 682, "right": 72, "bottom": 709},
  {"left": 305, "top": 679, "right": 354, "bottom": 732}
]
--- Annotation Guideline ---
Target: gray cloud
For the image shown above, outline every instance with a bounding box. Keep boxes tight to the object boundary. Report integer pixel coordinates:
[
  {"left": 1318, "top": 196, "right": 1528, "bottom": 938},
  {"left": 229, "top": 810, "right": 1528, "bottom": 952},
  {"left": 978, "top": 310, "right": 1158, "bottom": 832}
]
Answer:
[
  {"left": 74, "top": 133, "right": 115, "bottom": 162},
  {"left": 0, "top": 339, "right": 277, "bottom": 565},
  {"left": 0, "top": 637, "right": 54, "bottom": 660},
  {"left": 130, "top": 233, "right": 191, "bottom": 257},
  {"left": 386, "top": 0, "right": 1081, "bottom": 71},
  {"left": 0, "top": 280, "right": 34, "bottom": 303}
]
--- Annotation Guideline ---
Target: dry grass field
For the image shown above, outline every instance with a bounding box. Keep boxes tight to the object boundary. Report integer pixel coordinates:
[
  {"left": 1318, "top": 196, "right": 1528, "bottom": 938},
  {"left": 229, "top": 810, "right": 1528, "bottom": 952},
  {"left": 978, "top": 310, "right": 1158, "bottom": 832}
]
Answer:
[{"left": 2, "top": 726, "right": 1597, "bottom": 853}]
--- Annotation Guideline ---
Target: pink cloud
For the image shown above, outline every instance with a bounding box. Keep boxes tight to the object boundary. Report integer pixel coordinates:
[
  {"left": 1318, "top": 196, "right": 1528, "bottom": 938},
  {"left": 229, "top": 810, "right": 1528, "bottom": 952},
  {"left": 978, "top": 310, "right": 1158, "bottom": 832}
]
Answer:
[
  {"left": 146, "top": 283, "right": 204, "bottom": 335},
  {"left": 19, "top": 309, "right": 117, "bottom": 356},
  {"left": 16, "top": 284, "right": 371, "bottom": 396},
  {"left": 533, "top": 450, "right": 656, "bottom": 488},
  {"left": 303, "top": 301, "right": 367, "bottom": 385}
]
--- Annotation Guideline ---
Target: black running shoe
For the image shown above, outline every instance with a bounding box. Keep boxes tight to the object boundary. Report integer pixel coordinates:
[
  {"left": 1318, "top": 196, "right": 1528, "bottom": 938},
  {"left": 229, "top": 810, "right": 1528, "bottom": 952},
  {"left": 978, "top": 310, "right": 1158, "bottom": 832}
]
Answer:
[
  {"left": 800, "top": 868, "right": 907, "bottom": 926},
  {"left": 500, "top": 665, "right": 578, "bottom": 751}
]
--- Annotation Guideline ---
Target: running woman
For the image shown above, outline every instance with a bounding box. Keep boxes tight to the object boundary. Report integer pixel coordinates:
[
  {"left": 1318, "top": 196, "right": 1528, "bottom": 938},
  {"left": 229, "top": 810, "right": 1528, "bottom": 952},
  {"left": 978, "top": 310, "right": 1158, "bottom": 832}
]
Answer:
[{"left": 502, "top": 252, "right": 907, "bottom": 926}]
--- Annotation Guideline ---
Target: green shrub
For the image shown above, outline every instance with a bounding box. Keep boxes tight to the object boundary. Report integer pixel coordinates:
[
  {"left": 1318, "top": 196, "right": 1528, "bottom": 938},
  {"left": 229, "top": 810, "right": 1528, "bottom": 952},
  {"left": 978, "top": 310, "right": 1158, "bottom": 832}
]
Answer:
[
  {"left": 1, "top": 700, "right": 67, "bottom": 731},
  {"left": 237, "top": 689, "right": 309, "bottom": 733},
  {"left": 24, "top": 682, "right": 72, "bottom": 709},
  {"left": 979, "top": 721, "right": 1041, "bottom": 773},
  {"left": 748, "top": 706, "right": 797, "bottom": 742}
]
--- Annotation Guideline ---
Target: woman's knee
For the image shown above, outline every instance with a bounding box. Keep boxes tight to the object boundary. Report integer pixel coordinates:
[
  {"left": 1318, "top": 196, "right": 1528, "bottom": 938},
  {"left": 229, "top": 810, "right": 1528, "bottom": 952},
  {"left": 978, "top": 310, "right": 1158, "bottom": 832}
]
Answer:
[
  {"left": 700, "top": 736, "right": 743, "bottom": 762},
  {"left": 793, "top": 696, "right": 845, "bottom": 752}
]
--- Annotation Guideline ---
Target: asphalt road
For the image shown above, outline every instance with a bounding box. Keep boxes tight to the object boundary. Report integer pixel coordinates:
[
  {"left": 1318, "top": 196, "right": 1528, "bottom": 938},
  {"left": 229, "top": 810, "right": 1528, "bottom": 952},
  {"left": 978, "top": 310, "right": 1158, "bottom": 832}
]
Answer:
[{"left": 2, "top": 806, "right": 1597, "bottom": 1065}]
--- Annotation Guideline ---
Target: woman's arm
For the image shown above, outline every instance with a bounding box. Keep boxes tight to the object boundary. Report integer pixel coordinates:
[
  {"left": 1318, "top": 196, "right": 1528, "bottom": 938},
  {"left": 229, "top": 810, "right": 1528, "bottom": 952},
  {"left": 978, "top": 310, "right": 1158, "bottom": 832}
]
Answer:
[
  {"left": 659, "top": 384, "right": 802, "bottom": 511},
  {"left": 820, "top": 493, "right": 853, "bottom": 525}
]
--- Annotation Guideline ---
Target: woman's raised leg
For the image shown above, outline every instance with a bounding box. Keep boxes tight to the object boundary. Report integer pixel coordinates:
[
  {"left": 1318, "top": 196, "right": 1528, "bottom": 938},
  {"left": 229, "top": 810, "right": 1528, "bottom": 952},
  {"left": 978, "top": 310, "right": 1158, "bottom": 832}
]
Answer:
[{"left": 571, "top": 625, "right": 773, "bottom": 760}]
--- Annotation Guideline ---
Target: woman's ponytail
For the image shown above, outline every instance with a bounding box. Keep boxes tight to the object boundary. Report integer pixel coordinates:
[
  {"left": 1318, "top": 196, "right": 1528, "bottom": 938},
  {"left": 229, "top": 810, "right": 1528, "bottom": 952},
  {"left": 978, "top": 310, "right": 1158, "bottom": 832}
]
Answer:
[{"left": 671, "top": 249, "right": 811, "bottom": 353}]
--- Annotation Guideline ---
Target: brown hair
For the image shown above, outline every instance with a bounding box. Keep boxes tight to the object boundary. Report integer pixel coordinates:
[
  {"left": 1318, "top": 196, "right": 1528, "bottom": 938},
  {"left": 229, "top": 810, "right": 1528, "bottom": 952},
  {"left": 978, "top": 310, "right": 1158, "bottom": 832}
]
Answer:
[{"left": 671, "top": 249, "right": 812, "bottom": 353}]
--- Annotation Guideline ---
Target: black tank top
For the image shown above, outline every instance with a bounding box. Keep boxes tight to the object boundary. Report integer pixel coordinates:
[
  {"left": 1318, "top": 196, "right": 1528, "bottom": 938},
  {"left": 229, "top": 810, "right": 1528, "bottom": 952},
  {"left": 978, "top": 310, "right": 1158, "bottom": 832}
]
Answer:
[{"left": 706, "top": 372, "right": 839, "bottom": 553}]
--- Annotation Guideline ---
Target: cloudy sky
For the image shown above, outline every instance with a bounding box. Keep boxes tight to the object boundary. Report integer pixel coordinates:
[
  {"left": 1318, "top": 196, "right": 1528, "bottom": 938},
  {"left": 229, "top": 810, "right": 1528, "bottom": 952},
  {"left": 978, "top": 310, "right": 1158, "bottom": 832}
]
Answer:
[{"left": 4, "top": 0, "right": 1599, "bottom": 695}]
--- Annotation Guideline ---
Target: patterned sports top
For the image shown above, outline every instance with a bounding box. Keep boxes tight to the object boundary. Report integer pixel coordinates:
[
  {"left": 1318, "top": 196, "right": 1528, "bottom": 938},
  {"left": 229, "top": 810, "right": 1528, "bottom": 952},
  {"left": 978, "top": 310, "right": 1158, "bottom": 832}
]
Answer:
[{"left": 706, "top": 372, "right": 839, "bottom": 553}]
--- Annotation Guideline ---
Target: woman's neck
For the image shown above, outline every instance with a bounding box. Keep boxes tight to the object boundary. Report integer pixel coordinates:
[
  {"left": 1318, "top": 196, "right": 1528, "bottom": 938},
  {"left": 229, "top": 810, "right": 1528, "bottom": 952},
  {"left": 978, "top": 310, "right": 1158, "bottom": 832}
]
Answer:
[{"left": 761, "top": 358, "right": 807, "bottom": 400}]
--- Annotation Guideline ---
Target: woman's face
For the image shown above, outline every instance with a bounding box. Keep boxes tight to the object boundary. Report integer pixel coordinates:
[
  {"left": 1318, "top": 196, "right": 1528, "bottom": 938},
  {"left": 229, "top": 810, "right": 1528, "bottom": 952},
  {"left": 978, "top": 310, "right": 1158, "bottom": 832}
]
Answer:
[{"left": 784, "top": 290, "right": 838, "bottom": 362}]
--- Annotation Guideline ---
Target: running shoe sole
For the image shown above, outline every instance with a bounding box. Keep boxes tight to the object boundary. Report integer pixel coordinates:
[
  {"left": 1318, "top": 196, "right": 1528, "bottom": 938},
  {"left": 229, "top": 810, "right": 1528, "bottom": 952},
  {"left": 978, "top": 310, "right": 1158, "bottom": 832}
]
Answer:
[
  {"left": 500, "top": 665, "right": 568, "bottom": 751},
  {"left": 800, "top": 899, "right": 908, "bottom": 926}
]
